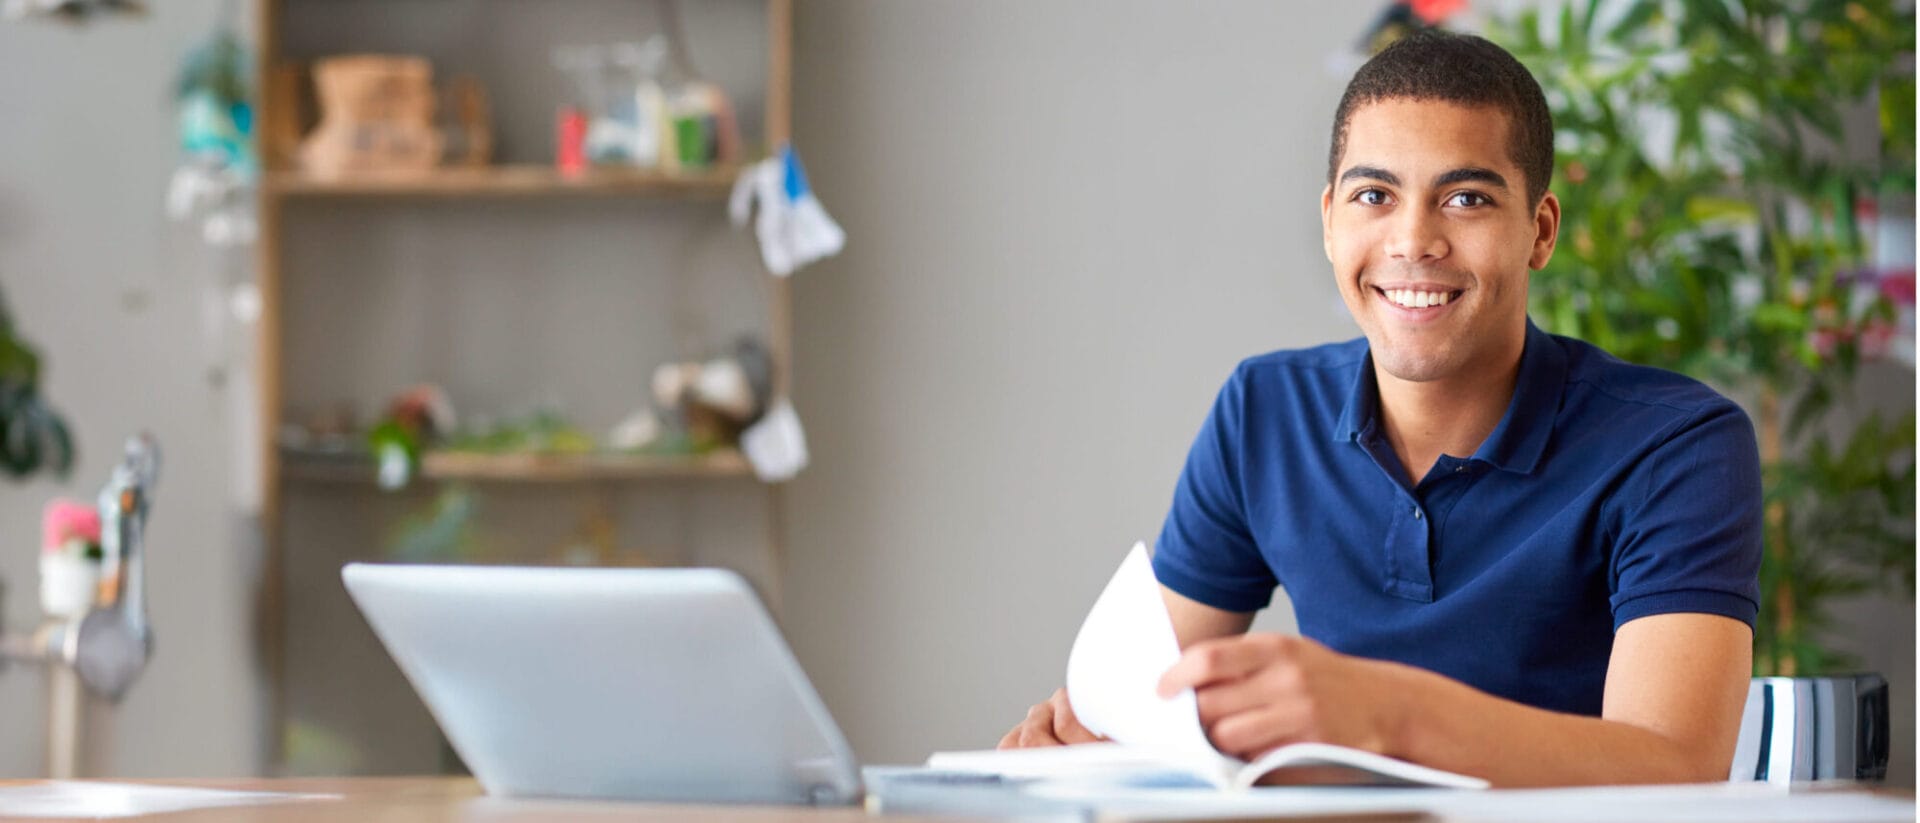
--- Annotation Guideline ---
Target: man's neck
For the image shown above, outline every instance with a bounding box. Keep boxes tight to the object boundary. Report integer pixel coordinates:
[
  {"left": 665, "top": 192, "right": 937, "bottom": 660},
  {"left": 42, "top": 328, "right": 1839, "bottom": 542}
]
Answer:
[{"left": 1374, "top": 342, "right": 1525, "bottom": 488}]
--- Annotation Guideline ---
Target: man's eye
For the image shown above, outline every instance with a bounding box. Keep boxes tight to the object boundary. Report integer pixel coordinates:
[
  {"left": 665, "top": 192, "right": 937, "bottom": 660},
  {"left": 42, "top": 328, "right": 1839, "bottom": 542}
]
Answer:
[
  {"left": 1447, "top": 191, "right": 1491, "bottom": 208},
  {"left": 1356, "top": 189, "right": 1391, "bottom": 206}
]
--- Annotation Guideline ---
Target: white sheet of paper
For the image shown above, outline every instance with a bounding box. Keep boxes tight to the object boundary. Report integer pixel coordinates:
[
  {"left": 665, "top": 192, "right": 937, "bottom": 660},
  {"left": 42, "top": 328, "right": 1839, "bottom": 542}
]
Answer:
[
  {"left": 1065, "top": 542, "right": 1220, "bottom": 759},
  {"left": 1431, "top": 783, "right": 1910, "bottom": 823},
  {"left": 0, "top": 781, "right": 335, "bottom": 818},
  {"left": 1029, "top": 781, "right": 1912, "bottom": 823},
  {"left": 928, "top": 741, "right": 1175, "bottom": 780}
]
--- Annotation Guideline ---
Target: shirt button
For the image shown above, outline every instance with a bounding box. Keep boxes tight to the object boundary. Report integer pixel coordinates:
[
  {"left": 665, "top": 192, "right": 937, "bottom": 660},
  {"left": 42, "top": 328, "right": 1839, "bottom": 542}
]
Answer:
[
  {"left": 1413, "top": 508, "right": 1424, "bottom": 520},
  {"left": 1454, "top": 465, "right": 1468, "bottom": 473}
]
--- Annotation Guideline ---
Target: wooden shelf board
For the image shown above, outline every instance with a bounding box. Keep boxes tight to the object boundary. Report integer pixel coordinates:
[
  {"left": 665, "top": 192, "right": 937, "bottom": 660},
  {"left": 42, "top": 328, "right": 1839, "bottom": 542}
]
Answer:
[
  {"left": 263, "top": 164, "right": 739, "bottom": 199},
  {"left": 280, "top": 448, "right": 755, "bottom": 483},
  {"left": 423, "top": 450, "right": 753, "bottom": 481}
]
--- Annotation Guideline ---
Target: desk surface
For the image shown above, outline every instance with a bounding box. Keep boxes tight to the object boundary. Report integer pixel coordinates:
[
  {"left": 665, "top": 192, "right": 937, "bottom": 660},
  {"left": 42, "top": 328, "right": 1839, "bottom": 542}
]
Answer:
[
  {"left": 0, "top": 776, "right": 1426, "bottom": 823},
  {"left": 0, "top": 777, "right": 1906, "bottom": 823},
  {"left": 0, "top": 777, "right": 956, "bottom": 823}
]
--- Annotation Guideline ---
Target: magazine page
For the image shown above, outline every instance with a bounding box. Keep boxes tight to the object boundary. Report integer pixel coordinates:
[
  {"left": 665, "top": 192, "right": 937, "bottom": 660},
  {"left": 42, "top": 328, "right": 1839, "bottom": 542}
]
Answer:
[
  {"left": 1064, "top": 543, "right": 1221, "bottom": 762},
  {"left": 1235, "top": 742, "right": 1489, "bottom": 790}
]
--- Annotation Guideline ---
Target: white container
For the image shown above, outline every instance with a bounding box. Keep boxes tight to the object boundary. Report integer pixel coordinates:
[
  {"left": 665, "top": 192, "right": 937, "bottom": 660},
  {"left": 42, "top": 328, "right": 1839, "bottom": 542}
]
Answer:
[{"left": 39, "top": 552, "right": 99, "bottom": 619}]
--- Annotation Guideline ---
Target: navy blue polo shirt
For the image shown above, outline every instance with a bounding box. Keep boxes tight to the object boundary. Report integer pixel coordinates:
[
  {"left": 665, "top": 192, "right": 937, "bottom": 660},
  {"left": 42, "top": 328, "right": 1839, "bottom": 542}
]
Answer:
[{"left": 1150, "top": 320, "right": 1762, "bottom": 717}]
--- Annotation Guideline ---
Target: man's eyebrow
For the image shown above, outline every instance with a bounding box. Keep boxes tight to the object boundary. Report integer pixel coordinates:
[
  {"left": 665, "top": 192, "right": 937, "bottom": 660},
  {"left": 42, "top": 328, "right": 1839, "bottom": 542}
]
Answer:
[
  {"left": 1338, "top": 166, "right": 1400, "bottom": 187},
  {"left": 1432, "top": 167, "right": 1510, "bottom": 191}
]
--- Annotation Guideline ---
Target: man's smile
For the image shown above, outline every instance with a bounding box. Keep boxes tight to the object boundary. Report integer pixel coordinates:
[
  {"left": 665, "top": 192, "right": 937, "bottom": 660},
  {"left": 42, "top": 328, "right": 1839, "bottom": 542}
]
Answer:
[{"left": 1370, "top": 283, "right": 1465, "bottom": 320}]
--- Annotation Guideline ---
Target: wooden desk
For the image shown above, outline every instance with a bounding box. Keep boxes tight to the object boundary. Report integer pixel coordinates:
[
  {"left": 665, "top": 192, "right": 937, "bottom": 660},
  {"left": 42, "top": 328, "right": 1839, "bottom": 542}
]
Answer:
[
  {"left": 0, "top": 777, "right": 1421, "bottom": 822},
  {"left": 0, "top": 777, "right": 1904, "bottom": 823},
  {"left": 0, "top": 778, "right": 904, "bottom": 823}
]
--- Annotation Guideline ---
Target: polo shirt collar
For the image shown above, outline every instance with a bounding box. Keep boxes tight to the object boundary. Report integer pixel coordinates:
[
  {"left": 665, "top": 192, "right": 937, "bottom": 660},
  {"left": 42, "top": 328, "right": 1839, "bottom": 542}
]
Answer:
[
  {"left": 1474, "top": 320, "right": 1566, "bottom": 474},
  {"left": 1332, "top": 350, "right": 1381, "bottom": 445},
  {"left": 1330, "top": 319, "right": 1567, "bottom": 475}
]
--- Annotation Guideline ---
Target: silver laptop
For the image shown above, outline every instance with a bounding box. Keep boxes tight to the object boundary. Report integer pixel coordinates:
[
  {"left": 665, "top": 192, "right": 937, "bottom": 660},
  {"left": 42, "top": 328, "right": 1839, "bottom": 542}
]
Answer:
[{"left": 340, "top": 563, "right": 863, "bottom": 805}]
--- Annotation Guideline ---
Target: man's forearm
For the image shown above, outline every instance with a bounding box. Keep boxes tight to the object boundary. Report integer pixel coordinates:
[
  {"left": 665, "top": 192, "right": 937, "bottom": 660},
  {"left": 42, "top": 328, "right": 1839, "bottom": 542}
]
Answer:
[{"left": 1385, "top": 663, "right": 1729, "bottom": 787}]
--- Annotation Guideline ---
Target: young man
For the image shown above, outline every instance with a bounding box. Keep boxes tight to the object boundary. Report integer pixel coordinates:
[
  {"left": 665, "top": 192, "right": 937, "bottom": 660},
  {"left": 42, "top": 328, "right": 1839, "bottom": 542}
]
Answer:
[{"left": 1000, "top": 31, "right": 1762, "bottom": 787}]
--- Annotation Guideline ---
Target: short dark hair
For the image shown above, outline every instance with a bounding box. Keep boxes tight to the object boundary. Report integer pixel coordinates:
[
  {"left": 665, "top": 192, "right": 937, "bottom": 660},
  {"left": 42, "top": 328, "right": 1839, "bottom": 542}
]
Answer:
[{"left": 1327, "top": 30, "right": 1555, "bottom": 205}]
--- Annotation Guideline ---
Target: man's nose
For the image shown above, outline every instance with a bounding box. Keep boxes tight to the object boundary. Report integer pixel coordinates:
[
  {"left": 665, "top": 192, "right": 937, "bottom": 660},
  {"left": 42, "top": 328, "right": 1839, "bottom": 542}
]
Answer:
[{"left": 1385, "top": 206, "right": 1448, "bottom": 263}]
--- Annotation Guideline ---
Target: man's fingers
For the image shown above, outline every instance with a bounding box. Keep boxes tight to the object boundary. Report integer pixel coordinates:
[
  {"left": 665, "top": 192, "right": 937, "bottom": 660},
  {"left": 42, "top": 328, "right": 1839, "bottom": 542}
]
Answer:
[
  {"left": 1193, "top": 676, "right": 1282, "bottom": 730},
  {"left": 1004, "top": 701, "right": 1066, "bottom": 748},
  {"left": 1004, "top": 688, "right": 1109, "bottom": 749},
  {"left": 1207, "top": 704, "right": 1306, "bottom": 761},
  {"left": 1158, "top": 634, "right": 1294, "bottom": 697},
  {"left": 1018, "top": 721, "right": 1065, "bottom": 747}
]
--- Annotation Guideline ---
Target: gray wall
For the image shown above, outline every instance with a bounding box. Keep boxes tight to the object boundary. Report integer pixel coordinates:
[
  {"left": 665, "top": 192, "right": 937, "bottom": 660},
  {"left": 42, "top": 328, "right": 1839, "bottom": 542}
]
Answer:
[
  {"left": 0, "top": 1, "right": 261, "bottom": 776},
  {"left": 783, "top": 0, "right": 1379, "bottom": 763},
  {"left": 0, "top": 0, "right": 1908, "bottom": 788}
]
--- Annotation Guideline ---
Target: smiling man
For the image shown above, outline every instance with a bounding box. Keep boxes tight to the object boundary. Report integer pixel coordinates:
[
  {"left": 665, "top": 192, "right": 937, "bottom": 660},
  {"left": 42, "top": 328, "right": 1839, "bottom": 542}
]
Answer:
[{"left": 1000, "top": 31, "right": 1763, "bottom": 786}]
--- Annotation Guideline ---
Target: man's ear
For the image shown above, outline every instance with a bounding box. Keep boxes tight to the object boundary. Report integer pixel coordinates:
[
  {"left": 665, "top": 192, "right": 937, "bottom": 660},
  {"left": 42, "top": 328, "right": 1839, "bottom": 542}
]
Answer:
[
  {"left": 1320, "top": 184, "right": 1335, "bottom": 263},
  {"left": 1529, "top": 191, "right": 1561, "bottom": 270}
]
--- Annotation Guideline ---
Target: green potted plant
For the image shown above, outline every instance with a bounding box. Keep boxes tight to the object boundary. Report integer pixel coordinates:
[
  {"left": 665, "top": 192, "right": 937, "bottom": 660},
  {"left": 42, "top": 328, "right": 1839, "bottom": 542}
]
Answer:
[
  {"left": 0, "top": 289, "right": 74, "bottom": 480},
  {"left": 1490, "top": 0, "right": 1915, "bottom": 675}
]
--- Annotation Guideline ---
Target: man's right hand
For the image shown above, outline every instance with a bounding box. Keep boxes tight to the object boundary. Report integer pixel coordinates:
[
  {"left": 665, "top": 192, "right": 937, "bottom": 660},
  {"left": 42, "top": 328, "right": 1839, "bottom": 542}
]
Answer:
[{"left": 998, "top": 687, "right": 1106, "bottom": 748}]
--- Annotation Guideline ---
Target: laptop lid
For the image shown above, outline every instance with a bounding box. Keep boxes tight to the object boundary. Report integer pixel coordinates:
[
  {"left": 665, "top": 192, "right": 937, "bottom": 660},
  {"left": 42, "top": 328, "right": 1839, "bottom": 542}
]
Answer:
[{"left": 341, "top": 563, "right": 862, "bottom": 805}]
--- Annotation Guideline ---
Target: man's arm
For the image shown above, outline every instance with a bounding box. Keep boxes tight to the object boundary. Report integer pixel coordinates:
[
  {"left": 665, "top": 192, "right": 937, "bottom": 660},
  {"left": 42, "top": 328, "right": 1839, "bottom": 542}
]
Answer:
[
  {"left": 1162, "top": 583, "right": 1254, "bottom": 648},
  {"left": 1158, "top": 612, "right": 1753, "bottom": 786},
  {"left": 1000, "top": 585, "right": 1255, "bottom": 748}
]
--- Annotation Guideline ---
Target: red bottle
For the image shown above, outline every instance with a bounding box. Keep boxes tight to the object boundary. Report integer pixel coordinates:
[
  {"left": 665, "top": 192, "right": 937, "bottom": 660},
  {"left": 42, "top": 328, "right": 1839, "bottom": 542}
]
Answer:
[{"left": 556, "top": 106, "right": 588, "bottom": 177}]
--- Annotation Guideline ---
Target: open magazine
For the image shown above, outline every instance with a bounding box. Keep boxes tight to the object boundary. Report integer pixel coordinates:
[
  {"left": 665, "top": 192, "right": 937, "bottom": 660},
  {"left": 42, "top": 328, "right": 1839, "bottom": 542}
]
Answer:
[{"left": 929, "top": 543, "right": 1487, "bottom": 791}]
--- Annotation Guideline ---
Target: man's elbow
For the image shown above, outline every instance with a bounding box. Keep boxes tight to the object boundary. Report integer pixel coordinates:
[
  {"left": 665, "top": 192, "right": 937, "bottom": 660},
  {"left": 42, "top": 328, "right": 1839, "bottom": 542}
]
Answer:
[
  {"left": 1669, "top": 758, "right": 1732, "bottom": 784},
  {"left": 1648, "top": 736, "right": 1735, "bottom": 784}
]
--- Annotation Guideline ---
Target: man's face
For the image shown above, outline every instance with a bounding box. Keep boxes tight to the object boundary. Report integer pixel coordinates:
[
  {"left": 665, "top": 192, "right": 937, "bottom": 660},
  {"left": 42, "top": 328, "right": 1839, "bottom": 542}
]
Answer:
[{"left": 1321, "top": 99, "right": 1558, "bottom": 385}]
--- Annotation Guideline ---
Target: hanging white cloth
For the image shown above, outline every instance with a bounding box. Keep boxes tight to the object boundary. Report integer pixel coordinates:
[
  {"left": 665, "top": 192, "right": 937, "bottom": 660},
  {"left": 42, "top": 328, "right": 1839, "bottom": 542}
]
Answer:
[{"left": 729, "top": 144, "right": 845, "bottom": 277}]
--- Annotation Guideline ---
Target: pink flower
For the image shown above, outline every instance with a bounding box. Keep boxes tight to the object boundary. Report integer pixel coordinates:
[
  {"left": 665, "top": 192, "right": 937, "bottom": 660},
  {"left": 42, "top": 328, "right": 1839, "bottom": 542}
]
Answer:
[
  {"left": 1809, "top": 328, "right": 1841, "bottom": 360},
  {"left": 42, "top": 499, "right": 100, "bottom": 554},
  {"left": 1860, "top": 317, "right": 1897, "bottom": 360},
  {"left": 1878, "top": 269, "right": 1915, "bottom": 307},
  {"left": 1410, "top": 0, "right": 1468, "bottom": 24}
]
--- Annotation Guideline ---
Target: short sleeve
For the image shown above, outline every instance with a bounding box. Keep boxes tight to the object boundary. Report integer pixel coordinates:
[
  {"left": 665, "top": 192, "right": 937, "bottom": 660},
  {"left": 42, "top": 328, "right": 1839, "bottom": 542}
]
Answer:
[
  {"left": 1151, "top": 364, "right": 1279, "bottom": 613},
  {"left": 1608, "top": 400, "right": 1764, "bottom": 631}
]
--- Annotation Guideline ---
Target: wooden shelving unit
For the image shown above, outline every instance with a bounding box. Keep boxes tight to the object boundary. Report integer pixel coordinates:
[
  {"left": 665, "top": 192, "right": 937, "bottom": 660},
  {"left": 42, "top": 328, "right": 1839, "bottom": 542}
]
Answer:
[
  {"left": 253, "top": 0, "right": 795, "bottom": 775},
  {"left": 280, "top": 448, "right": 754, "bottom": 484},
  {"left": 264, "top": 164, "right": 740, "bottom": 200}
]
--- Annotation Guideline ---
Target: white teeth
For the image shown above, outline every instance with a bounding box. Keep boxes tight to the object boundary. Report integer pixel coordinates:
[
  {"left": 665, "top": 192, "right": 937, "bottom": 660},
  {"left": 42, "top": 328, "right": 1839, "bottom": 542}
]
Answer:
[{"left": 1382, "top": 289, "right": 1454, "bottom": 308}]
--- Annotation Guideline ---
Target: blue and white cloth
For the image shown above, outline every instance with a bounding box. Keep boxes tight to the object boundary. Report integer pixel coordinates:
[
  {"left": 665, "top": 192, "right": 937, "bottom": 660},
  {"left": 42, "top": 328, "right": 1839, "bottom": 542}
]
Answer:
[{"left": 729, "top": 144, "right": 845, "bottom": 277}]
